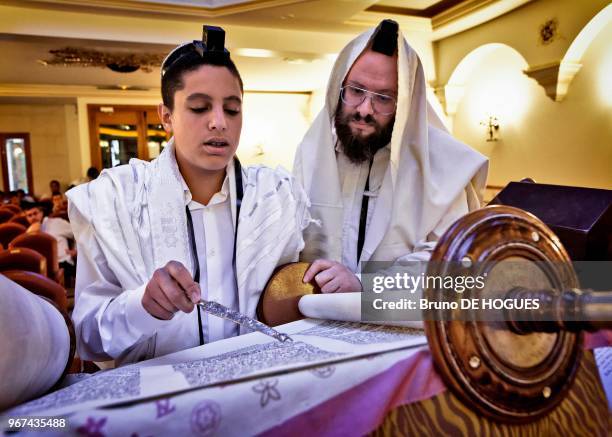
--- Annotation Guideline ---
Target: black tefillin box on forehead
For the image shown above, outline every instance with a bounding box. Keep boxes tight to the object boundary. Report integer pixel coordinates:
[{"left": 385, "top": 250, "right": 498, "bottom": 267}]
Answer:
[{"left": 198, "top": 25, "right": 229, "bottom": 62}]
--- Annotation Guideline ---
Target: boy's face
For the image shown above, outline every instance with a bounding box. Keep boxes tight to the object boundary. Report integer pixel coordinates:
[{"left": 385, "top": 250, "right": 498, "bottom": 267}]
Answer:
[
  {"left": 159, "top": 65, "right": 243, "bottom": 173},
  {"left": 25, "top": 207, "right": 43, "bottom": 225},
  {"left": 52, "top": 194, "right": 64, "bottom": 210}
]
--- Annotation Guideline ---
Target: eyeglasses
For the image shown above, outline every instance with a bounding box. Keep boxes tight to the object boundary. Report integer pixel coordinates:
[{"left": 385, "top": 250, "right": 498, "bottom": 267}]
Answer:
[{"left": 340, "top": 85, "right": 397, "bottom": 115}]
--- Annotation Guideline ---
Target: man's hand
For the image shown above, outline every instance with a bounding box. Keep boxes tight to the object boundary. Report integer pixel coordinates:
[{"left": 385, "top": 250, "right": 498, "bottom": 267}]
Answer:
[
  {"left": 142, "top": 261, "right": 201, "bottom": 320},
  {"left": 303, "top": 259, "right": 362, "bottom": 293}
]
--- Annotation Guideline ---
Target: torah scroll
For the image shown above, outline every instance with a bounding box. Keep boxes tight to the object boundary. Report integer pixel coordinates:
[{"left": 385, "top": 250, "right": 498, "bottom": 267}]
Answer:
[{"left": 0, "top": 274, "right": 73, "bottom": 411}]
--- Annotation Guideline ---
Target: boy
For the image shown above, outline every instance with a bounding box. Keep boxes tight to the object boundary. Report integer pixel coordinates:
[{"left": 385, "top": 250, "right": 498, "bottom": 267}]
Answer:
[{"left": 68, "top": 26, "right": 311, "bottom": 365}]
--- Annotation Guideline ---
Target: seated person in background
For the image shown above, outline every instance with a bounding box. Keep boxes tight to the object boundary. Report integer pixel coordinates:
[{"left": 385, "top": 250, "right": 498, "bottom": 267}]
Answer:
[
  {"left": 295, "top": 20, "right": 488, "bottom": 291},
  {"left": 8, "top": 191, "right": 21, "bottom": 206},
  {"left": 86, "top": 166, "right": 99, "bottom": 181},
  {"left": 16, "top": 189, "right": 35, "bottom": 204},
  {"left": 40, "top": 179, "right": 64, "bottom": 201},
  {"left": 68, "top": 167, "right": 100, "bottom": 189},
  {"left": 40, "top": 181, "right": 69, "bottom": 216},
  {"left": 67, "top": 25, "right": 311, "bottom": 366},
  {"left": 50, "top": 179, "right": 61, "bottom": 196},
  {"left": 51, "top": 193, "right": 68, "bottom": 215},
  {"left": 23, "top": 201, "right": 76, "bottom": 283}
]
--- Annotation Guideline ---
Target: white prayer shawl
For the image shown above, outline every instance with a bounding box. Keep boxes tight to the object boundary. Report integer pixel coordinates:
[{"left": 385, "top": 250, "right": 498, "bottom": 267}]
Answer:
[
  {"left": 294, "top": 27, "right": 488, "bottom": 267},
  {"left": 68, "top": 139, "right": 311, "bottom": 363}
]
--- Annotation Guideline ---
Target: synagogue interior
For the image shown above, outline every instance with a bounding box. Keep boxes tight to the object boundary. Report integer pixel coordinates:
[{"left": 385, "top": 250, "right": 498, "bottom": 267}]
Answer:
[{"left": 0, "top": 0, "right": 610, "bottom": 435}]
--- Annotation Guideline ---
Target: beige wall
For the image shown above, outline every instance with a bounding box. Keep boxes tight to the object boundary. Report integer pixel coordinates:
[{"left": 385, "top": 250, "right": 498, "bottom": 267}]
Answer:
[
  {"left": 435, "top": 0, "right": 610, "bottom": 85},
  {"left": 0, "top": 104, "right": 79, "bottom": 196},
  {"left": 239, "top": 92, "right": 312, "bottom": 171},
  {"left": 451, "top": 20, "right": 612, "bottom": 189}
]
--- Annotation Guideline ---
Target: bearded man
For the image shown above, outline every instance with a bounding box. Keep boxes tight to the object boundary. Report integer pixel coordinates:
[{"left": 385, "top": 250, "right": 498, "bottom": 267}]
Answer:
[{"left": 295, "top": 20, "right": 488, "bottom": 292}]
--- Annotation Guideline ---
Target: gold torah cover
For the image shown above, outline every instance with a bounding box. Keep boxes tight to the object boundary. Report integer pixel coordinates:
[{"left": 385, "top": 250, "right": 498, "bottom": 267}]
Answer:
[{"left": 257, "top": 262, "right": 321, "bottom": 327}]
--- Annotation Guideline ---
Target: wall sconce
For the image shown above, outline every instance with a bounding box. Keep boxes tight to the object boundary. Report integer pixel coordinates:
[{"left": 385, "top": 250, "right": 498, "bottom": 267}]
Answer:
[
  {"left": 253, "top": 143, "right": 265, "bottom": 157},
  {"left": 480, "top": 116, "right": 500, "bottom": 141}
]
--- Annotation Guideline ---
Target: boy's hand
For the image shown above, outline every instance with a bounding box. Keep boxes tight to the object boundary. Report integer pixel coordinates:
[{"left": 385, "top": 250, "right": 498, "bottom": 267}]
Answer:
[{"left": 142, "top": 261, "right": 201, "bottom": 320}]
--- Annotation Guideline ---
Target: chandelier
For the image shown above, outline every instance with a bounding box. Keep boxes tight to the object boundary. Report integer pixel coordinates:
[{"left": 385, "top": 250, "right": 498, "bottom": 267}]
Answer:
[{"left": 38, "top": 47, "right": 166, "bottom": 73}]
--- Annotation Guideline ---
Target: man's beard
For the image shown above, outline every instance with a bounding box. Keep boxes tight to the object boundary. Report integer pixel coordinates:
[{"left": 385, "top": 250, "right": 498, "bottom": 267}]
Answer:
[{"left": 334, "top": 110, "right": 394, "bottom": 164}]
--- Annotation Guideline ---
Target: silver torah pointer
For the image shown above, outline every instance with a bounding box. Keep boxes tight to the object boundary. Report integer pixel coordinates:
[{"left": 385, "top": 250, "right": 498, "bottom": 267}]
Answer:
[{"left": 197, "top": 300, "right": 293, "bottom": 343}]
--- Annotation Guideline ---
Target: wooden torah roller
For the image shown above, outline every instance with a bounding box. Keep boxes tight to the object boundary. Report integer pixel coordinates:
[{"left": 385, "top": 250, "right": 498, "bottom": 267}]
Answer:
[
  {"left": 257, "top": 206, "right": 611, "bottom": 424},
  {"left": 425, "top": 205, "right": 612, "bottom": 423},
  {"left": 257, "top": 262, "right": 321, "bottom": 326}
]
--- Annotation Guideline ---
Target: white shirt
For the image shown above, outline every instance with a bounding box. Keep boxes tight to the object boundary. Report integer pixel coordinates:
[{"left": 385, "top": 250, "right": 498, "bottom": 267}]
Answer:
[
  {"left": 69, "top": 138, "right": 311, "bottom": 366},
  {"left": 336, "top": 143, "right": 390, "bottom": 273},
  {"left": 183, "top": 175, "right": 239, "bottom": 343},
  {"left": 72, "top": 172, "right": 239, "bottom": 363},
  {"left": 41, "top": 216, "right": 74, "bottom": 265}
]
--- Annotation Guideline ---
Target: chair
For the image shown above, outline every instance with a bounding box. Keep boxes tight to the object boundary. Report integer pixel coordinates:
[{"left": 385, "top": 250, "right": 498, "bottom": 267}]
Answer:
[
  {"left": 9, "top": 231, "right": 64, "bottom": 285},
  {"left": 9, "top": 213, "right": 30, "bottom": 228},
  {"left": 0, "top": 222, "right": 26, "bottom": 248},
  {"left": 0, "top": 209, "right": 14, "bottom": 224},
  {"left": 1, "top": 204, "right": 21, "bottom": 214},
  {"left": 0, "top": 248, "right": 47, "bottom": 276},
  {"left": 2, "top": 270, "right": 67, "bottom": 312}
]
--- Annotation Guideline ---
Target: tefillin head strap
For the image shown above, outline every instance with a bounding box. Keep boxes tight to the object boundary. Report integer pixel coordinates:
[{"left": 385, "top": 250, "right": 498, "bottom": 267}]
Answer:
[
  {"left": 370, "top": 19, "right": 399, "bottom": 56},
  {"left": 161, "top": 24, "right": 231, "bottom": 77}
]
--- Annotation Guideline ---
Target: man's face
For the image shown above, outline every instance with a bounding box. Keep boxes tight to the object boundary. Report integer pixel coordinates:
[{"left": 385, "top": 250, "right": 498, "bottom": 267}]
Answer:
[
  {"left": 50, "top": 181, "right": 60, "bottom": 193},
  {"left": 335, "top": 50, "right": 398, "bottom": 163},
  {"left": 25, "top": 207, "right": 43, "bottom": 225},
  {"left": 159, "top": 65, "right": 242, "bottom": 173}
]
